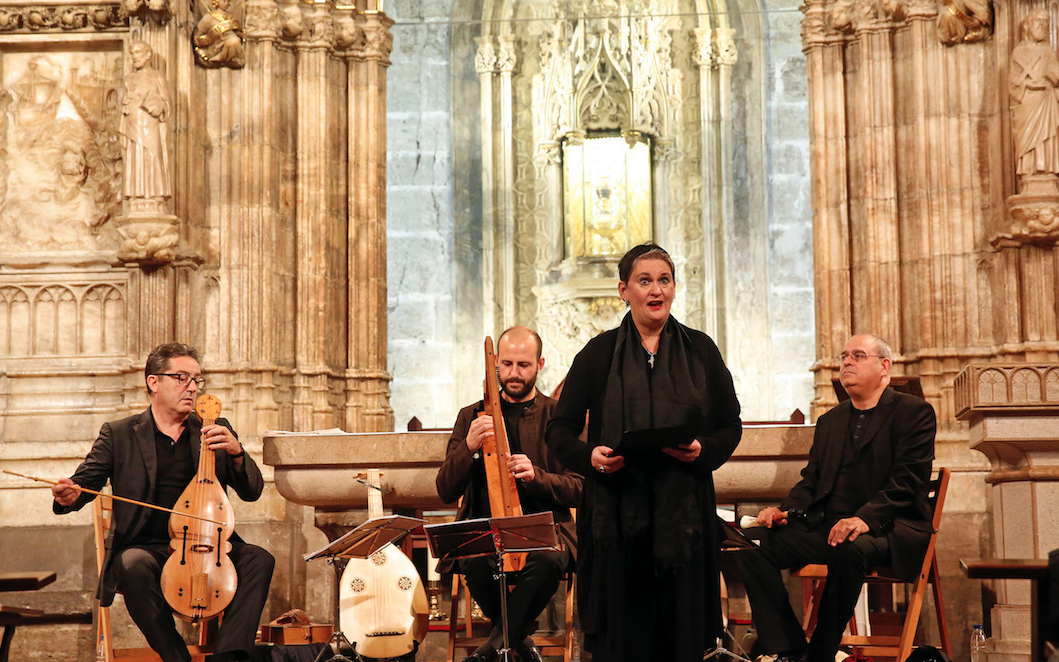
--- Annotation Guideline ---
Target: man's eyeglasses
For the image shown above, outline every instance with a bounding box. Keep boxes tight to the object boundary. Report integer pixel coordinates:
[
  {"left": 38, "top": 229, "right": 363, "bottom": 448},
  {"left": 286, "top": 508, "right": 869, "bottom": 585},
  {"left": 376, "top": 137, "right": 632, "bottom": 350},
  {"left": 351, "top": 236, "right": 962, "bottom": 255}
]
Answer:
[
  {"left": 154, "top": 373, "right": 206, "bottom": 388},
  {"left": 837, "top": 351, "right": 883, "bottom": 363}
]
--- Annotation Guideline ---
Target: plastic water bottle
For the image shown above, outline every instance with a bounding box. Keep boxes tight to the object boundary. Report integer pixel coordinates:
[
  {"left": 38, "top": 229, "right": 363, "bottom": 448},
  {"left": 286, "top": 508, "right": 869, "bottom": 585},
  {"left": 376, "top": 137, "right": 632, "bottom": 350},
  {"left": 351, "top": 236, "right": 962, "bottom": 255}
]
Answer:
[
  {"left": 970, "top": 623, "right": 986, "bottom": 662},
  {"left": 96, "top": 634, "right": 106, "bottom": 662}
]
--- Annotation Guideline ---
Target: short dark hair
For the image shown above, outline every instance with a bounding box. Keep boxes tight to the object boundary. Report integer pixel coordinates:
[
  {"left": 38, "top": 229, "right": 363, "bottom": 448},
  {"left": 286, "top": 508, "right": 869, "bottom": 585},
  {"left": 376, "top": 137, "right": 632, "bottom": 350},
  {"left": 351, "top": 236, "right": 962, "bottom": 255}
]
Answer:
[
  {"left": 618, "top": 243, "right": 676, "bottom": 283},
  {"left": 497, "top": 326, "right": 543, "bottom": 360},
  {"left": 144, "top": 342, "right": 201, "bottom": 395}
]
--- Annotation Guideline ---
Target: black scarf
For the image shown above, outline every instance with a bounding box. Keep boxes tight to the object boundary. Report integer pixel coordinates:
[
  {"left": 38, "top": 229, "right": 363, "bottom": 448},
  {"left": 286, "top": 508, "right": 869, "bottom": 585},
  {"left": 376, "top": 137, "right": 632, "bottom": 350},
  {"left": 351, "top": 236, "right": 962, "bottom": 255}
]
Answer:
[{"left": 593, "top": 312, "right": 709, "bottom": 572}]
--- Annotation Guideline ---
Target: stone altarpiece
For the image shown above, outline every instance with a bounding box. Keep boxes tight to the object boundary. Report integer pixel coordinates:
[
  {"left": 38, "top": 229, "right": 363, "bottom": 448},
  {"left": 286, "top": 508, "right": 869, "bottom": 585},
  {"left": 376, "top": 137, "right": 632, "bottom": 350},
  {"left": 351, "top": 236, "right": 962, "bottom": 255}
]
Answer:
[
  {"left": 458, "top": 0, "right": 790, "bottom": 419},
  {"left": 0, "top": 0, "right": 396, "bottom": 655}
]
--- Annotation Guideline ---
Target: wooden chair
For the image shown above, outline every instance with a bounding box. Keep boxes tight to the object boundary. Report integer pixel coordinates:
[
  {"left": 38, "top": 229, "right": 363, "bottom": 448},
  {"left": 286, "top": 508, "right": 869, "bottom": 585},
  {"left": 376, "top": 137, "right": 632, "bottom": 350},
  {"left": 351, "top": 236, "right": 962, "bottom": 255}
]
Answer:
[
  {"left": 446, "top": 568, "right": 576, "bottom": 662},
  {"left": 92, "top": 498, "right": 213, "bottom": 662},
  {"left": 791, "top": 467, "right": 952, "bottom": 662}
]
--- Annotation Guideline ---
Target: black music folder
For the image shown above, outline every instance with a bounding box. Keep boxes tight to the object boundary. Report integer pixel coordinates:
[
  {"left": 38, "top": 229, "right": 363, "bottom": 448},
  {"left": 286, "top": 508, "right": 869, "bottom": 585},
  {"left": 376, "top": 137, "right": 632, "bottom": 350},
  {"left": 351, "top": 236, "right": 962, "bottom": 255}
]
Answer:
[{"left": 616, "top": 425, "right": 697, "bottom": 455}]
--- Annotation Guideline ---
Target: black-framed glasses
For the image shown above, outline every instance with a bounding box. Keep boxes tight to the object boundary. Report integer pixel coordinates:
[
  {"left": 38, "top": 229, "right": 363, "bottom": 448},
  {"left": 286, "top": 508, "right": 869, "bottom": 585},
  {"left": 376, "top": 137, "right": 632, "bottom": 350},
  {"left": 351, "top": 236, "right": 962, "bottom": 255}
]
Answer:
[
  {"left": 837, "top": 351, "right": 883, "bottom": 363},
  {"left": 153, "top": 373, "right": 206, "bottom": 388}
]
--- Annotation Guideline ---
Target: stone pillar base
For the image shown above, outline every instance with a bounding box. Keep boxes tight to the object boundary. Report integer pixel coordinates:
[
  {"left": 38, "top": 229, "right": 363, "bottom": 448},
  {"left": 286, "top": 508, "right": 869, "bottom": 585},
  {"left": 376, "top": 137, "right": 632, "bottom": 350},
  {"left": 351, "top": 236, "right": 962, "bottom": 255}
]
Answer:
[{"left": 986, "top": 603, "right": 1032, "bottom": 662}]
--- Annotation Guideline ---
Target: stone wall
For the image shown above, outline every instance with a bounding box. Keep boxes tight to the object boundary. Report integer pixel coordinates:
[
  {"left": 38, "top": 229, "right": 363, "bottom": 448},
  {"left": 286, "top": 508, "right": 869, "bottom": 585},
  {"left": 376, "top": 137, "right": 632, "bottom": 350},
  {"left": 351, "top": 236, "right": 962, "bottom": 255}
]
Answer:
[{"left": 386, "top": 0, "right": 460, "bottom": 431}]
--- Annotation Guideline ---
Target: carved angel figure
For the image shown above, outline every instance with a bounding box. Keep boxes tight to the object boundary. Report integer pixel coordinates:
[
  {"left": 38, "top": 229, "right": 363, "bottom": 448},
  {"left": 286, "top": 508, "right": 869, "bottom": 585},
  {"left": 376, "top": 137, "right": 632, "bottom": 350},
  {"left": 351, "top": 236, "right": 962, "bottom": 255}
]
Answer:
[
  {"left": 193, "top": 0, "right": 245, "bottom": 69},
  {"left": 120, "top": 41, "right": 171, "bottom": 201},
  {"left": 1010, "top": 9, "right": 1059, "bottom": 176}
]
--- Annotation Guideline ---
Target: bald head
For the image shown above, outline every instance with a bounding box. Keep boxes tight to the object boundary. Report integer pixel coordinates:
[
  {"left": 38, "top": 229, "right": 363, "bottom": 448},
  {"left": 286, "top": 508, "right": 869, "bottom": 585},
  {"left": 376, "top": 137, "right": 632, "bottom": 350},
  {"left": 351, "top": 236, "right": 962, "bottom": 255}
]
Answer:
[
  {"left": 497, "top": 326, "right": 542, "bottom": 360},
  {"left": 496, "top": 326, "right": 545, "bottom": 402}
]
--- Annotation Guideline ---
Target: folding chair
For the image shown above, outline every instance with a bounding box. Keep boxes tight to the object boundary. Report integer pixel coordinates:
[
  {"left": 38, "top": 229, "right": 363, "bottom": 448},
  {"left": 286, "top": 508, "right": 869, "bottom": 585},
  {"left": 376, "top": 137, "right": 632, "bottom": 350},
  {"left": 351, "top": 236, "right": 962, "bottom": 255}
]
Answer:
[{"left": 93, "top": 498, "right": 213, "bottom": 662}]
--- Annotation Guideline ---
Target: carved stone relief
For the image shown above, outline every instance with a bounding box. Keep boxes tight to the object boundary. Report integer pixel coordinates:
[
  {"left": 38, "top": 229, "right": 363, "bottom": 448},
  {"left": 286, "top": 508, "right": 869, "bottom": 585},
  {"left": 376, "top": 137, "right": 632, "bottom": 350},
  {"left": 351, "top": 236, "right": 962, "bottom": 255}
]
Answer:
[
  {"left": 120, "top": 0, "right": 170, "bottom": 25},
  {"left": 193, "top": 0, "right": 246, "bottom": 69},
  {"left": 0, "top": 278, "right": 126, "bottom": 357},
  {"left": 0, "top": 50, "right": 122, "bottom": 253},
  {"left": 819, "top": 0, "right": 992, "bottom": 43},
  {"left": 0, "top": 5, "right": 126, "bottom": 33},
  {"left": 534, "top": 3, "right": 673, "bottom": 142},
  {"left": 532, "top": 292, "right": 626, "bottom": 393},
  {"left": 936, "top": 0, "right": 992, "bottom": 44},
  {"left": 955, "top": 363, "right": 1059, "bottom": 414}
]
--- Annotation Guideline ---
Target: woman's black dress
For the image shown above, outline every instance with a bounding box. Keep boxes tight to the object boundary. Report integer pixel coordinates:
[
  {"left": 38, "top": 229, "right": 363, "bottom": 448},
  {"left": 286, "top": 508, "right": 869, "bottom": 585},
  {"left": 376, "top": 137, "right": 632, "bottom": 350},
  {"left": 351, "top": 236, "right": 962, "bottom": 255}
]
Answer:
[{"left": 546, "top": 314, "right": 742, "bottom": 662}]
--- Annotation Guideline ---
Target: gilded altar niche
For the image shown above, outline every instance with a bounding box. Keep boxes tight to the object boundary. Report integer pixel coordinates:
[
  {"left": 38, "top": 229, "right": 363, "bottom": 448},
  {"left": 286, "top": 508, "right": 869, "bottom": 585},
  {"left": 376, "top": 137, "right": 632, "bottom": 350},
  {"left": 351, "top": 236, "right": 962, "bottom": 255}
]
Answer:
[
  {"left": 484, "top": 0, "right": 710, "bottom": 393},
  {"left": 0, "top": 48, "right": 123, "bottom": 253}
]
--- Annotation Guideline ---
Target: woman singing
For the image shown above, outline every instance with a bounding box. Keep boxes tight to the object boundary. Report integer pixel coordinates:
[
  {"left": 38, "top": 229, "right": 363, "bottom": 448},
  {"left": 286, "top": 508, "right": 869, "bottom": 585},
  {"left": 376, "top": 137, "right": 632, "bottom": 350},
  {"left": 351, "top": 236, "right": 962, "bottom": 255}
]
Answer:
[{"left": 545, "top": 243, "right": 742, "bottom": 662}]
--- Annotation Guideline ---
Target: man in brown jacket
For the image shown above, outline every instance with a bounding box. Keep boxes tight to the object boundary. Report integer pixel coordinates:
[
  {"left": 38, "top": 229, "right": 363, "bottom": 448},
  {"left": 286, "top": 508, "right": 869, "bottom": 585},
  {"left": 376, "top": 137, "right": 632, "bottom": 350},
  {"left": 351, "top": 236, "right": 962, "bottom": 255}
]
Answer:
[{"left": 436, "top": 326, "right": 582, "bottom": 662}]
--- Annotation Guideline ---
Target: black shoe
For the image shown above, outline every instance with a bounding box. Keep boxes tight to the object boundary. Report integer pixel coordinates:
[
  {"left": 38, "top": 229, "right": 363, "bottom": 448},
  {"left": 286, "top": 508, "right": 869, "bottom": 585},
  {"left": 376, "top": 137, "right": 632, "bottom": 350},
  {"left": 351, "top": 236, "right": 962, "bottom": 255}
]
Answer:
[
  {"left": 461, "top": 645, "right": 499, "bottom": 662},
  {"left": 514, "top": 637, "right": 544, "bottom": 662}
]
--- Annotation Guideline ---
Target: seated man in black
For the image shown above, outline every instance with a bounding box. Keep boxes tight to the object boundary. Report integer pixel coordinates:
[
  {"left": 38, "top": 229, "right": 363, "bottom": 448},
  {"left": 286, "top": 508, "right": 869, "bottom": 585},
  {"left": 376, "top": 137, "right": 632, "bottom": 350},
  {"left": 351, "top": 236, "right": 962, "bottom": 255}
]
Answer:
[
  {"left": 436, "top": 326, "right": 583, "bottom": 662},
  {"left": 52, "top": 342, "right": 273, "bottom": 662},
  {"left": 735, "top": 334, "right": 936, "bottom": 662}
]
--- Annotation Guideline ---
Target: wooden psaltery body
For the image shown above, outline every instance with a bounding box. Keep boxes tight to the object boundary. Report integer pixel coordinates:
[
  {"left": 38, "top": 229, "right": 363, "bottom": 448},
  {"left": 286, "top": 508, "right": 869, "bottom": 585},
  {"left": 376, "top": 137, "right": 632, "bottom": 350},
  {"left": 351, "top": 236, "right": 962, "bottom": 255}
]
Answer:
[{"left": 478, "top": 336, "right": 526, "bottom": 573}]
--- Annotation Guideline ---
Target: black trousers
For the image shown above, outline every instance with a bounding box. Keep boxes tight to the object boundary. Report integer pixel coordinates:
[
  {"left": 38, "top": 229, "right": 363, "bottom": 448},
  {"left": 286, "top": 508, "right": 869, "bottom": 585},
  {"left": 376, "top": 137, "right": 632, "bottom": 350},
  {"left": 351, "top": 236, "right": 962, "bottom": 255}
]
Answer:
[
  {"left": 112, "top": 543, "right": 275, "bottom": 662},
  {"left": 734, "top": 520, "right": 889, "bottom": 662},
  {"left": 459, "top": 548, "right": 572, "bottom": 644}
]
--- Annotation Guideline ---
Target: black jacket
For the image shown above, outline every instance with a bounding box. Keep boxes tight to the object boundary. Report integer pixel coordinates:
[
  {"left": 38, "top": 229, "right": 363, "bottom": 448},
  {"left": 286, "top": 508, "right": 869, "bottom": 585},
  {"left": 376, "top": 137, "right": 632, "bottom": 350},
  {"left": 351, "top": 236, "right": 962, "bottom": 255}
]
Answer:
[
  {"left": 436, "top": 394, "right": 582, "bottom": 566},
  {"left": 53, "top": 407, "right": 264, "bottom": 605},
  {"left": 781, "top": 387, "right": 936, "bottom": 580}
]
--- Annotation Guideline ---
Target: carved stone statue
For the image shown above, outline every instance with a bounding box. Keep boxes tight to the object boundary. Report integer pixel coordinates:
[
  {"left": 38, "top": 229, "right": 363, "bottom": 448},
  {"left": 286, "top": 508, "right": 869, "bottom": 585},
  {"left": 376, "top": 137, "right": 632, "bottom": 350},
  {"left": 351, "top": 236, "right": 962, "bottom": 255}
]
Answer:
[
  {"left": 115, "top": 41, "right": 179, "bottom": 264},
  {"left": 120, "top": 41, "right": 171, "bottom": 206},
  {"left": 1010, "top": 9, "right": 1059, "bottom": 181},
  {"left": 1004, "top": 9, "right": 1059, "bottom": 245},
  {"left": 193, "top": 0, "right": 246, "bottom": 69}
]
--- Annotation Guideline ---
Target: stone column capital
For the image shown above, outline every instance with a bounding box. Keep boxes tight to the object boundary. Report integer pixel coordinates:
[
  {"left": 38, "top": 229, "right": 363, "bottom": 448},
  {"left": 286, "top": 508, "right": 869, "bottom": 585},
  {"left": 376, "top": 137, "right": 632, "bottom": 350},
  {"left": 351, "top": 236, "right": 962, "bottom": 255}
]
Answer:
[
  {"left": 692, "top": 27, "right": 717, "bottom": 68},
  {"left": 801, "top": 0, "right": 842, "bottom": 48},
  {"left": 353, "top": 11, "right": 393, "bottom": 63},
  {"left": 693, "top": 28, "right": 738, "bottom": 69},
  {"left": 829, "top": 0, "right": 904, "bottom": 34},
  {"left": 495, "top": 34, "right": 519, "bottom": 74},
  {"left": 475, "top": 36, "right": 497, "bottom": 74},
  {"left": 294, "top": 5, "right": 333, "bottom": 51},
  {"left": 244, "top": 0, "right": 280, "bottom": 41}
]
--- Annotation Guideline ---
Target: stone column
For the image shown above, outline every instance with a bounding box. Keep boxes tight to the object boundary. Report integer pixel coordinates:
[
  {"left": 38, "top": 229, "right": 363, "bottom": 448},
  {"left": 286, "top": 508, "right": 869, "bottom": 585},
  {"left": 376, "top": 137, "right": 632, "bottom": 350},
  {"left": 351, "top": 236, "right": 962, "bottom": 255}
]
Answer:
[
  {"left": 496, "top": 34, "right": 518, "bottom": 329},
  {"left": 846, "top": 18, "right": 901, "bottom": 349},
  {"left": 955, "top": 363, "right": 1059, "bottom": 662},
  {"left": 345, "top": 10, "right": 395, "bottom": 433},
  {"left": 207, "top": 0, "right": 290, "bottom": 430},
  {"left": 802, "top": 0, "right": 851, "bottom": 414},
  {"left": 292, "top": 3, "right": 337, "bottom": 431},
  {"left": 694, "top": 26, "right": 736, "bottom": 347},
  {"left": 476, "top": 35, "right": 518, "bottom": 336}
]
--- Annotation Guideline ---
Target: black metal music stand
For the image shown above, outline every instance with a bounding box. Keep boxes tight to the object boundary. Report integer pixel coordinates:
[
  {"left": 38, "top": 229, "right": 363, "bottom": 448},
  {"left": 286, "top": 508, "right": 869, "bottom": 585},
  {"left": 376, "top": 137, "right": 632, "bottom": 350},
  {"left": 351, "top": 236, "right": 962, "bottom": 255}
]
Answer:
[
  {"left": 303, "top": 515, "right": 426, "bottom": 562},
  {"left": 425, "top": 512, "right": 558, "bottom": 662}
]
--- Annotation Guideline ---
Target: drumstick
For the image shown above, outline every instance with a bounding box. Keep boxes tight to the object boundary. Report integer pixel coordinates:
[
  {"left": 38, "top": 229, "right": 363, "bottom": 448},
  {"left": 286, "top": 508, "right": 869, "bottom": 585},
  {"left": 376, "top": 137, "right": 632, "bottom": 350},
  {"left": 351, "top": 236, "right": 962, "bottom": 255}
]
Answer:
[
  {"left": 739, "top": 511, "right": 789, "bottom": 529},
  {"left": 3, "top": 470, "right": 226, "bottom": 526}
]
